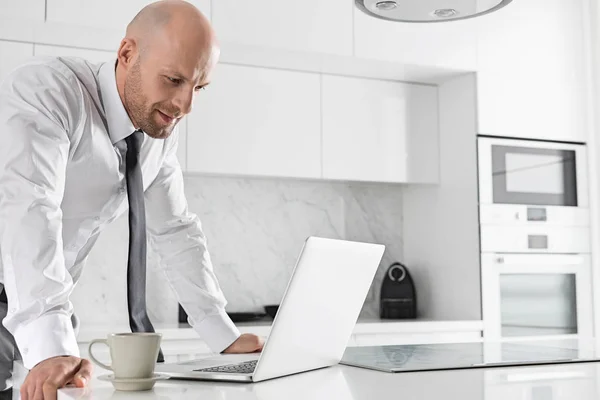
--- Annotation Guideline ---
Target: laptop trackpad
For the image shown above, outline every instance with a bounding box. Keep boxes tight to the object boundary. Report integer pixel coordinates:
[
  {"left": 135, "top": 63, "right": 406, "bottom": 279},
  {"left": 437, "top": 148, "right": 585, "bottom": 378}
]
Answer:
[{"left": 180, "top": 353, "right": 260, "bottom": 368}]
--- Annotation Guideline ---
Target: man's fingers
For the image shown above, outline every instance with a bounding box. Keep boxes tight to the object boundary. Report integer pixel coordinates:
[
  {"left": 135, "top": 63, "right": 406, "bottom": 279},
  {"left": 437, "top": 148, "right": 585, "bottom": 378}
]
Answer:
[
  {"left": 31, "top": 384, "right": 43, "bottom": 400},
  {"left": 42, "top": 379, "right": 60, "bottom": 400},
  {"left": 43, "top": 363, "right": 78, "bottom": 400},
  {"left": 256, "top": 336, "right": 265, "bottom": 351},
  {"left": 28, "top": 380, "right": 37, "bottom": 400},
  {"left": 73, "top": 359, "right": 93, "bottom": 388},
  {"left": 20, "top": 383, "right": 31, "bottom": 400}
]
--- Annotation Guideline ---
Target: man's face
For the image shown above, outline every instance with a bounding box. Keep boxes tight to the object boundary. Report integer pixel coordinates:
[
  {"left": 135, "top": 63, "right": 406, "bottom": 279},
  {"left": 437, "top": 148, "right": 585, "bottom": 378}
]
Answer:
[{"left": 123, "top": 33, "right": 218, "bottom": 139}]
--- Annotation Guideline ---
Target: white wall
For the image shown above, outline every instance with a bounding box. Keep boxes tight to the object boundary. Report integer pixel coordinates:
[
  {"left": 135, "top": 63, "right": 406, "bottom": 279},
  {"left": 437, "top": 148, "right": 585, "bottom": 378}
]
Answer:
[
  {"left": 72, "top": 175, "right": 405, "bottom": 326},
  {"left": 403, "top": 74, "right": 481, "bottom": 320}
]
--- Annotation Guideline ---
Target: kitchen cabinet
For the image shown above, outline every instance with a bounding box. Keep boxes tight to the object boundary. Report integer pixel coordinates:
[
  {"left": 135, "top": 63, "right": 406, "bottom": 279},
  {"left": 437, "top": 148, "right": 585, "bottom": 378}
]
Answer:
[
  {"left": 0, "top": 41, "right": 34, "bottom": 83},
  {"left": 321, "top": 74, "right": 439, "bottom": 183},
  {"left": 212, "top": 0, "right": 352, "bottom": 56},
  {"left": 0, "top": 0, "right": 44, "bottom": 22},
  {"left": 46, "top": 0, "right": 211, "bottom": 31},
  {"left": 353, "top": 6, "right": 478, "bottom": 71},
  {"left": 475, "top": 0, "right": 588, "bottom": 142},
  {"left": 187, "top": 63, "right": 321, "bottom": 179}
]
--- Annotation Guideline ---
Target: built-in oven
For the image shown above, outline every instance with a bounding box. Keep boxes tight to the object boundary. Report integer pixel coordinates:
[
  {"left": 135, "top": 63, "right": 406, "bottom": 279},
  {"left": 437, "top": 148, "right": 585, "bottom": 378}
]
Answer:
[
  {"left": 478, "top": 137, "right": 589, "bottom": 225},
  {"left": 481, "top": 253, "right": 593, "bottom": 340}
]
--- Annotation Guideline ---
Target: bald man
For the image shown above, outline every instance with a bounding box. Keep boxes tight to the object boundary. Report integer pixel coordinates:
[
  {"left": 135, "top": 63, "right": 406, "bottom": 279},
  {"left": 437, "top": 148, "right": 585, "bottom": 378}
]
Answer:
[{"left": 0, "top": 1, "right": 263, "bottom": 398}]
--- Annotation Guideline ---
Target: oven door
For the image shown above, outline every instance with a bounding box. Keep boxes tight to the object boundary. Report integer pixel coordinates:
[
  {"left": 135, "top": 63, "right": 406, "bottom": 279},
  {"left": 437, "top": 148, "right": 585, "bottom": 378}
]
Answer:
[
  {"left": 478, "top": 137, "right": 588, "bottom": 208},
  {"left": 481, "top": 253, "right": 593, "bottom": 340}
]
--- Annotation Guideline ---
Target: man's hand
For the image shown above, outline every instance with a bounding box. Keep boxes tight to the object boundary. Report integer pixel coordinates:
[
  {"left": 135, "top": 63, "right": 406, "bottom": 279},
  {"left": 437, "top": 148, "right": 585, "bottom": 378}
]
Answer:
[
  {"left": 222, "top": 333, "right": 264, "bottom": 354},
  {"left": 20, "top": 355, "right": 93, "bottom": 400}
]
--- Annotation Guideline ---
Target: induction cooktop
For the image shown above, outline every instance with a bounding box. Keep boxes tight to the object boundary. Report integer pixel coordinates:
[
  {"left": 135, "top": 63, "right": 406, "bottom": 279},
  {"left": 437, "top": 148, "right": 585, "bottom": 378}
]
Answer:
[{"left": 340, "top": 339, "right": 600, "bottom": 373}]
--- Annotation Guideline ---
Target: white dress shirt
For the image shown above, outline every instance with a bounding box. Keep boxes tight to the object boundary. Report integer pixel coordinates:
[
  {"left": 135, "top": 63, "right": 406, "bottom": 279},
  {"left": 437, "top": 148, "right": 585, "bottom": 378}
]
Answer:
[{"left": 0, "top": 56, "right": 240, "bottom": 369}]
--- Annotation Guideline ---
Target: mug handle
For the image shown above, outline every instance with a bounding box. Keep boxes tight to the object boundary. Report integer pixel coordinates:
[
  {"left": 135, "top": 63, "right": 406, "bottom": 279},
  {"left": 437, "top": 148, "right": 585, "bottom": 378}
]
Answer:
[{"left": 88, "top": 339, "right": 112, "bottom": 371}]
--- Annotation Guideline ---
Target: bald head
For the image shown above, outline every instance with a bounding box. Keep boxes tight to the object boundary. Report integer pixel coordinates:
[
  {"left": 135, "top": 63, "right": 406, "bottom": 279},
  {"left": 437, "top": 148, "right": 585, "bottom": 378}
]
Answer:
[
  {"left": 126, "top": 1, "right": 217, "bottom": 60},
  {"left": 115, "top": 0, "right": 219, "bottom": 139}
]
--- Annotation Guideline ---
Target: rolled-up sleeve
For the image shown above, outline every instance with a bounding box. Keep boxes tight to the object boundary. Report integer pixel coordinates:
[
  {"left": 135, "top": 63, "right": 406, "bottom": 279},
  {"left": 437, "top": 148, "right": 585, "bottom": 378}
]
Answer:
[
  {"left": 0, "top": 64, "right": 80, "bottom": 369},
  {"left": 145, "top": 132, "right": 240, "bottom": 353}
]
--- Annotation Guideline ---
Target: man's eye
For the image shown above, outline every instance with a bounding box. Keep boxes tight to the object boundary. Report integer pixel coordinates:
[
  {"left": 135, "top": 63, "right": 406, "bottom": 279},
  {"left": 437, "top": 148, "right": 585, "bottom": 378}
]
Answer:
[
  {"left": 167, "top": 77, "right": 181, "bottom": 84},
  {"left": 194, "top": 86, "right": 207, "bottom": 92}
]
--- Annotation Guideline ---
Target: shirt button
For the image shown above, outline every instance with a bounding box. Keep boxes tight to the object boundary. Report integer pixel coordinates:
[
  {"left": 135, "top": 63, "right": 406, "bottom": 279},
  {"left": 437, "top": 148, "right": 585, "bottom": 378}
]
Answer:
[{"left": 94, "top": 217, "right": 100, "bottom": 221}]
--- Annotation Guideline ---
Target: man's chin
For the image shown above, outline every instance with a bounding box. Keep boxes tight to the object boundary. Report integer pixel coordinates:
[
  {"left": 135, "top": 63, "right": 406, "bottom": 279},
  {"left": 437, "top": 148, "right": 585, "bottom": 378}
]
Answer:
[{"left": 144, "top": 126, "right": 174, "bottom": 140}]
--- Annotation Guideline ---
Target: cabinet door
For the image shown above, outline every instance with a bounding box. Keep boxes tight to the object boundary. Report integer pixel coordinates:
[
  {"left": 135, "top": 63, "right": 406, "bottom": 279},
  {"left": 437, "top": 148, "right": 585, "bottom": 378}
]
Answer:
[
  {"left": 322, "top": 75, "right": 438, "bottom": 183},
  {"left": 0, "top": 0, "right": 44, "bottom": 22},
  {"left": 212, "top": 0, "right": 352, "bottom": 56},
  {"left": 187, "top": 64, "right": 321, "bottom": 179},
  {"left": 353, "top": 6, "right": 478, "bottom": 70},
  {"left": 46, "top": 0, "right": 211, "bottom": 30},
  {"left": 0, "top": 41, "right": 34, "bottom": 83},
  {"left": 475, "top": 0, "right": 587, "bottom": 142}
]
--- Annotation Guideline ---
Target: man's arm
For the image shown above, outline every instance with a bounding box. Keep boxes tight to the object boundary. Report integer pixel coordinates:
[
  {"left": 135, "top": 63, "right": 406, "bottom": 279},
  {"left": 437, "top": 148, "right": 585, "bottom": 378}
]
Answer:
[
  {"left": 144, "top": 131, "right": 244, "bottom": 353},
  {"left": 0, "top": 63, "right": 81, "bottom": 369}
]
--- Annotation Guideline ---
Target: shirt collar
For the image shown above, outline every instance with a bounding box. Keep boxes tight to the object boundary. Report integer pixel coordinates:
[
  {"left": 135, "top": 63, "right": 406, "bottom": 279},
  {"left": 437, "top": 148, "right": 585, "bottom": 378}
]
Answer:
[{"left": 98, "top": 59, "right": 137, "bottom": 144}]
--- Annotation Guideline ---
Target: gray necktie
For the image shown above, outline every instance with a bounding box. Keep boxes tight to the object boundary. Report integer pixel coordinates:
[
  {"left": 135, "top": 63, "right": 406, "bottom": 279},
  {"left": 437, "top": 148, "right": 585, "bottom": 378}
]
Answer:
[{"left": 125, "top": 129, "right": 164, "bottom": 363}]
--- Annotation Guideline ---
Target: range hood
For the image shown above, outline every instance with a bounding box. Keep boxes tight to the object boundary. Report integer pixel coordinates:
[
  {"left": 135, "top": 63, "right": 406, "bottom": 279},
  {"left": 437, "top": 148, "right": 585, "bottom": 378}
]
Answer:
[{"left": 355, "top": 0, "right": 513, "bottom": 23}]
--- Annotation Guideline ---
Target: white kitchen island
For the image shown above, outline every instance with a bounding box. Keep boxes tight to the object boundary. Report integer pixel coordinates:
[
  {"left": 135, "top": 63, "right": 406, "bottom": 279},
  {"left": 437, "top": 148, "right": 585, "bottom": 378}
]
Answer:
[
  {"left": 51, "top": 332, "right": 600, "bottom": 400},
  {"left": 56, "top": 358, "right": 600, "bottom": 400}
]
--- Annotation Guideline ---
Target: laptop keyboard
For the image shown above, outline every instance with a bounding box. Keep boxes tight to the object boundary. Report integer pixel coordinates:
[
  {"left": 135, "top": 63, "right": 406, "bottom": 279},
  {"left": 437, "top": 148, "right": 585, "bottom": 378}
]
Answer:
[{"left": 194, "top": 360, "right": 258, "bottom": 374}]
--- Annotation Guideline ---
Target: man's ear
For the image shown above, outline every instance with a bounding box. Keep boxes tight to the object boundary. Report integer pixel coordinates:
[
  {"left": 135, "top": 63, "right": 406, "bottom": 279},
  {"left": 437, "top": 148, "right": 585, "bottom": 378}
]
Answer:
[{"left": 117, "top": 38, "right": 138, "bottom": 70}]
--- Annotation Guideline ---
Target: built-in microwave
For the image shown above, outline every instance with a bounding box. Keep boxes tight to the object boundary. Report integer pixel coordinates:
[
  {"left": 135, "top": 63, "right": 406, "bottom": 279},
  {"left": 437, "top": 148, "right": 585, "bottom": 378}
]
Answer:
[{"left": 478, "top": 137, "right": 589, "bottom": 225}]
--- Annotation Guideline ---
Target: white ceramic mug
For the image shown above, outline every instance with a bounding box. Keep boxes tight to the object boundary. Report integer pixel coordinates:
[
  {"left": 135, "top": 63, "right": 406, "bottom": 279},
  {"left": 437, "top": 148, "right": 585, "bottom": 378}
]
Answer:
[{"left": 88, "top": 332, "right": 162, "bottom": 379}]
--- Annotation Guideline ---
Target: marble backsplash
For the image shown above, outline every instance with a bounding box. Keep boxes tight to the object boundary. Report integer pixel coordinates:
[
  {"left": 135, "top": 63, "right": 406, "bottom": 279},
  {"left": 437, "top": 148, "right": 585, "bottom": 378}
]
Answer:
[{"left": 70, "top": 174, "right": 404, "bottom": 328}]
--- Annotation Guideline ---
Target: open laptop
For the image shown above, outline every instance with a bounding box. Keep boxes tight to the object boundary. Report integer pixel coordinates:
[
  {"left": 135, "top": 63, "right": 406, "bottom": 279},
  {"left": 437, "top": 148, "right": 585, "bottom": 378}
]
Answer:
[{"left": 156, "top": 236, "right": 385, "bottom": 382}]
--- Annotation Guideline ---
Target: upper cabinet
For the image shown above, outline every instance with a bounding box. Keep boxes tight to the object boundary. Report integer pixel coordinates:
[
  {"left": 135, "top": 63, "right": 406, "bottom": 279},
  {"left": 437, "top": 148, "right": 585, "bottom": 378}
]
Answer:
[
  {"left": 475, "top": 0, "right": 588, "bottom": 142},
  {"left": 0, "top": 41, "right": 34, "bottom": 83},
  {"left": 322, "top": 75, "right": 439, "bottom": 184},
  {"left": 212, "top": 0, "right": 353, "bottom": 56},
  {"left": 353, "top": 7, "right": 478, "bottom": 70},
  {"left": 186, "top": 64, "right": 321, "bottom": 179},
  {"left": 46, "top": 0, "right": 211, "bottom": 30},
  {"left": 0, "top": 0, "right": 44, "bottom": 22}
]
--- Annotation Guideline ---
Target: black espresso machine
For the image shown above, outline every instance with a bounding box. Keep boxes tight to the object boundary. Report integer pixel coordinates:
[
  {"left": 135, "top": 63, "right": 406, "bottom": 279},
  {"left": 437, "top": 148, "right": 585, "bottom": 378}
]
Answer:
[{"left": 380, "top": 262, "right": 417, "bottom": 319}]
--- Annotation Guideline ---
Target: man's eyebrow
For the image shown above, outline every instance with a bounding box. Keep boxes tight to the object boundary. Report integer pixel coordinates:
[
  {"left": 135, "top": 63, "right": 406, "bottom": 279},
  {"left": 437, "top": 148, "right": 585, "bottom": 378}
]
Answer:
[
  {"left": 163, "top": 70, "right": 210, "bottom": 87},
  {"left": 163, "top": 69, "right": 189, "bottom": 80}
]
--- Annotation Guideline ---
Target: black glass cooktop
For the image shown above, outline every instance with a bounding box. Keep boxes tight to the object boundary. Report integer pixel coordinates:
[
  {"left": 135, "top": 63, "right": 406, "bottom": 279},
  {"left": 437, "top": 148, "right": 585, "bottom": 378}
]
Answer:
[{"left": 341, "top": 339, "right": 600, "bottom": 373}]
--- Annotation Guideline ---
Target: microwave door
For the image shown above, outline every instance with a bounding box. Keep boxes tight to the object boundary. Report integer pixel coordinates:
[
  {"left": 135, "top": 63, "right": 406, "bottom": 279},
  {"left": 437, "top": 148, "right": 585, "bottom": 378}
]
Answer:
[
  {"left": 492, "top": 145, "right": 577, "bottom": 206},
  {"left": 477, "top": 137, "right": 588, "bottom": 208}
]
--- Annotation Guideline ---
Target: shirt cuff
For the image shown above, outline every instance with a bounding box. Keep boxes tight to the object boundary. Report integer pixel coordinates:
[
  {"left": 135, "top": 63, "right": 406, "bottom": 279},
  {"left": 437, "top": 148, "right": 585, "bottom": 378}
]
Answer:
[
  {"left": 12, "top": 312, "right": 80, "bottom": 370},
  {"left": 191, "top": 310, "right": 240, "bottom": 353}
]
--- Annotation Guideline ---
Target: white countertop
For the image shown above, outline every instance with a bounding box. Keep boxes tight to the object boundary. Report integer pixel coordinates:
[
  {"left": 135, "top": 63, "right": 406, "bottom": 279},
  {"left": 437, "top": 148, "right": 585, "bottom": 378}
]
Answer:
[
  {"left": 56, "top": 358, "right": 600, "bottom": 400},
  {"left": 77, "top": 318, "right": 484, "bottom": 342}
]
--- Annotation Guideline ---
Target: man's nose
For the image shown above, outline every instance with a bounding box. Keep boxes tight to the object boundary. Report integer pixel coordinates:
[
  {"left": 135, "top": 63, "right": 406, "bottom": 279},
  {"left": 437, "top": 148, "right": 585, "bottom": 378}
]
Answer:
[{"left": 174, "top": 90, "right": 194, "bottom": 116}]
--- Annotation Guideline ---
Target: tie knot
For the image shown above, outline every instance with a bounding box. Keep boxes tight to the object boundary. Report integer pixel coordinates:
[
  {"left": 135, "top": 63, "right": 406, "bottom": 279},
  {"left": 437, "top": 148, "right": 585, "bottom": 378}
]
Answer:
[{"left": 125, "top": 129, "right": 143, "bottom": 154}]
